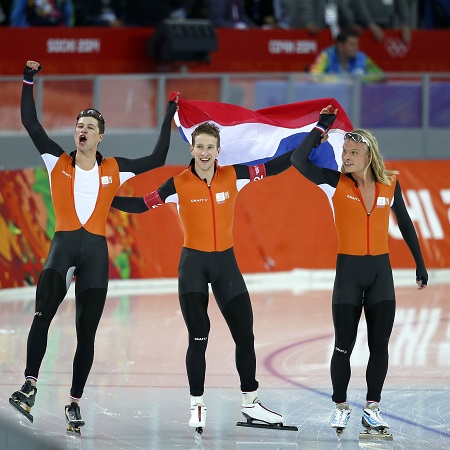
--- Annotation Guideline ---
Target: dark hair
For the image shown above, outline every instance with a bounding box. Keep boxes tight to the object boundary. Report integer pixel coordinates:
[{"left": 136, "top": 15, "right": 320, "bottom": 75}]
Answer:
[
  {"left": 191, "top": 122, "right": 220, "bottom": 148},
  {"left": 335, "top": 29, "right": 360, "bottom": 44},
  {"left": 77, "top": 109, "right": 105, "bottom": 134}
]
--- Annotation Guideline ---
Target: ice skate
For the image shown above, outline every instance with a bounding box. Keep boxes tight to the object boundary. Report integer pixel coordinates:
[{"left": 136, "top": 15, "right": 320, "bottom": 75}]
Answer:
[
  {"left": 65, "top": 402, "right": 85, "bottom": 435},
  {"left": 189, "top": 396, "right": 206, "bottom": 435},
  {"left": 330, "top": 403, "right": 351, "bottom": 438},
  {"left": 359, "top": 402, "right": 393, "bottom": 440},
  {"left": 237, "top": 391, "right": 298, "bottom": 431},
  {"left": 9, "top": 380, "right": 37, "bottom": 423}
]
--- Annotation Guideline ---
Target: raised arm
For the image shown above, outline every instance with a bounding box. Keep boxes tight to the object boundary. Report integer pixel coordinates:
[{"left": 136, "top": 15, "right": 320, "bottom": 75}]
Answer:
[
  {"left": 290, "top": 105, "right": 340, "bottom": 186},
  {"left": 21, "top": 61, "right": 64, "bottom": 158},
  {"left": 391, "top": 181, "right": 428, "bottom": 289},
  {"left": 115, "top": 98, "right": 178, "bottom": 175},
  {"left": 233, "top": 108, "right": 342, "bottom": 182}
]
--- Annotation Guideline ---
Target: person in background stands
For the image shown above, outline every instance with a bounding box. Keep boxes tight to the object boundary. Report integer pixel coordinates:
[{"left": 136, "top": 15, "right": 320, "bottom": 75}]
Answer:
[
  {"left": 72, "top": 0, "right": 124, "bottom": 27},
  {"left": 348, "top": 0, "right": 413, "bottom": 44},
  {"left": 123, "top": 1, "right": 201, "bottom": 27},
  {"left": 309, "top": 30, "right": 383, "bottom": 75},
  {"left": 283, "top": 0, "right": 353, "bottom": 37},
  {"left": 420, "top": 0, "right": 450, "bottom": 29},
  {"left": 0, "top": 0, "right": 12, "bottom": 25},
  {"left": 10, "top": 0, "right": 74, "bottom": 26},
  {"left": 244, "top": 0, "right": 280, "bottom": 28},
  {"left": 207, "top": 0, "right": 256, "bottom": 29}
]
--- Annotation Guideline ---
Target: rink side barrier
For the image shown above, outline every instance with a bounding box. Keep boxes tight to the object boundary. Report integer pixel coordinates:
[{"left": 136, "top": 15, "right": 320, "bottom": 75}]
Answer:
[{"left": 1, "top": 268, "right": 449, "bottom": 303}]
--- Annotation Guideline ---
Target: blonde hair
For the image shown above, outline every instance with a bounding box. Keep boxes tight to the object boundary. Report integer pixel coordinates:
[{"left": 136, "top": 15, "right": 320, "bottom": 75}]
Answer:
[{"left": 341, "top": 128, "right": 398, "bottom": 185}]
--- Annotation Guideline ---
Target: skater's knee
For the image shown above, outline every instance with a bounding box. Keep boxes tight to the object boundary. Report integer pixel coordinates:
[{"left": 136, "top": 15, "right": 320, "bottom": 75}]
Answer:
[
  {"left": 75, "top": 334, "right": 96, "bottom": 349},
  {"left": 234, "top": 331, "right": 254, "bottom": 348},
  {"left": 223, "top": 305, "right": 254, "bottom": 346},
  {"left": 75, "top": 322, "right": 97, "bottom": 345},
  {"left": 35, "top": 269, "right": 67, "bottom": 314},
  {"left": 180, "top": 292, "right": 210, "bottom": 333},
  {"left": 188, "top": 333, "right": 209, "bottom": 348},
  {"left": 185, "top": 313, "right": 210, "bottom": 341},
  {"left": 33, "top": 278, "right": 67, "bottom": 323},
  {"left": 30, "top": 313, "right": 53, "bottom": 330},
  {"left": 333, "top": 344, "right": 352, "bottom": 358},
  {"left": 368, "top": 338, "right": 389, "bottom": 354},
  {"left": 74, "top": 288, "right": 107, "bottom": 344}
]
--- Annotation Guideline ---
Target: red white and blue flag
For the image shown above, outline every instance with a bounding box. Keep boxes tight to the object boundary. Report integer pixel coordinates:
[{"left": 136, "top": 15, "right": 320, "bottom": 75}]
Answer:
[{"left": 173, "top": 97, "right": 353, "bottom": 170}]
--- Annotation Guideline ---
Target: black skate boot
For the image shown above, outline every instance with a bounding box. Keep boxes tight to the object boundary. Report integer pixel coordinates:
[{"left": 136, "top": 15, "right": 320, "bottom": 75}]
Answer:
[
  {"left": 65, "top": 402, "right": 85, "bottom": 434},
  {"left": 9, "top": 380, "right": 37, "bottom": 423}
]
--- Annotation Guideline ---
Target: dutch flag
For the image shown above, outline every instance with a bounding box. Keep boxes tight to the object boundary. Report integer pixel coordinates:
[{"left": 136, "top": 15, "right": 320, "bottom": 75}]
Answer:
[{"left": 173, "top": 97, "right": 353, "bottom": 170}]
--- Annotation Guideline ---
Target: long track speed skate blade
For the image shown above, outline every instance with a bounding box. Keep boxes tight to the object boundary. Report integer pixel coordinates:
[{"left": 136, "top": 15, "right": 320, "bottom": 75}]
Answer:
[
  {"left": 67, "top": 424, "right": 82, "bottom": 435},
  {"left": 9, "top": 397, "right": 34, "bottom": 423},
  {"left": 237, "top": 419, "right": 298, "bottom": 431},
  {"left": 359, "top": 429, "right": 393, "bottom": 440}
]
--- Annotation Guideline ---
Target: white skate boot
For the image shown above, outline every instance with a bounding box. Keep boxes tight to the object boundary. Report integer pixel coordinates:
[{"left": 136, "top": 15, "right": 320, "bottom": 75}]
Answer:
[
  {"left": 189, "top": 396, "right": 206, "bottom": 435},
  {"left": 360, "top": 402, "right": 392, "bottom": 440},
  {"left": 330, "top": 403, "right": 351, "bottom": 438},
  {"left": 237, "top": 391, "right": 297, "bottom": 431}
]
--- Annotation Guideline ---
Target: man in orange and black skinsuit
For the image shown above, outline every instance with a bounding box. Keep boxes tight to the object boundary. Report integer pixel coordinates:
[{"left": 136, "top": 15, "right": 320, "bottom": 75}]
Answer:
[
  {"left": 112, "top": 122, "right": 295, "bottom": 431},
  {"left": 10, "top": 61, "right": 178, "bottom": 429},
  {"left": 290, "top": 105, "right": 428, "bottom": 436}
]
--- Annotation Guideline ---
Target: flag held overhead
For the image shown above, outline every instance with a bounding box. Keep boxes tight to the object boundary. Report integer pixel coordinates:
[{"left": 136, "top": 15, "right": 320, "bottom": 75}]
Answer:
[{"left": 174, "top": 97, "right": 353, "bottom": 171}]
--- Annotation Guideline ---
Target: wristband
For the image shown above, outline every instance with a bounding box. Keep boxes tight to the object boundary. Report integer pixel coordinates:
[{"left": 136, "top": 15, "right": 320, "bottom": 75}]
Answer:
[
  {"left": 144, "top": 190, "right": 163, "bottom": 209},
  {"left": 314, "top": 124, "right": 326, "bottom": 134}
]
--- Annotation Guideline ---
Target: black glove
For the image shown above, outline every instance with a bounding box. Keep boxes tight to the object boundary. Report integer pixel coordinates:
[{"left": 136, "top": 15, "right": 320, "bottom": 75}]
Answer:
[
  {"left": 314, "top": 111, "right": 336, "bottom": 147},
  {"left": 165, "top": 100, "right": 178, "bottom": 117},
  {"left": 416, "top": 266, "right": 428, "bottom": 287},
  {"left": 23, "top": 64, "right": 43, "bottom": 83},
  {"left": 317, "top": 112, "right": 336, "bottom": 131}
]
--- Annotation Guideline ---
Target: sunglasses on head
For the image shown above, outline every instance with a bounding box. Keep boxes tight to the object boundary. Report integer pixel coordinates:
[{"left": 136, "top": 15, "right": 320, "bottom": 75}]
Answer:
[
  {"left": 77, "top": 109, "right": 105, "bottom": 125},
  {"left": 344, "top": 132, "right": 370, "bottom": 148}
]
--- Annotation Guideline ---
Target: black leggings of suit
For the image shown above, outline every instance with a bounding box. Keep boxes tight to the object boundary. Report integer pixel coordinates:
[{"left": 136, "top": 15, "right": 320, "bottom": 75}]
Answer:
[
  {"left": 330, "top": 254, "right": 396, "bottom": 404},
  {"left": 25, "top": 229, "right": 108, "bottom": 399},
  {"left": 180, "top": 291, "right": 258, "bottom": 396},
  {"left": 178, "top": 246, "right": 259, "bottom": 396}
]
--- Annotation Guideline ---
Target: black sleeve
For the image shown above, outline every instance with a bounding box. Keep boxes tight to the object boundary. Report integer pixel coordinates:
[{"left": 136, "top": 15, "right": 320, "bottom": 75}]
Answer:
[
  {"left": 290, "top": 128, "right": 340, "bottom": 187},
  {"left": 232, "top": 150, "right": 294, "bottom": 180},
  {"left": 111, "top": 177, "right": 176, "bottom": 213},
  {"left": 21, "top": 83, "right": 64, "bottom": 157},
  {"left": 115, "top": 101, "right": 178, "bottom": 175},
  {"left": 111, "top": 196, "right": 148, "bottom": 213},
  {"left": 264, "top": 149, "right": 293, "bottom": 176},
  {"left": 391, "top": 180, "right": 428, "bottom": 282},
  {"left": 157, "top": 177, "right": 177, "bottom": 202},
  {"left": 233, "top": 164, "right": 251, "bottom": 179}
]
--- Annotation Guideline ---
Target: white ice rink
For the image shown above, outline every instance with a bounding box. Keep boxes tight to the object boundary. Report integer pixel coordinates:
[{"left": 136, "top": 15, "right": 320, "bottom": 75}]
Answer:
[{"left": 1, "top": 269, "right": 449, "bottom": 449}]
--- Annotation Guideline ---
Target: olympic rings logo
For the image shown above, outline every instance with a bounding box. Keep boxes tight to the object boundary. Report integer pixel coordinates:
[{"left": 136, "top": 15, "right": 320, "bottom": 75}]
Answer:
[{"left": 384, "top": 37, "right": 409, "bottom": 58}]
